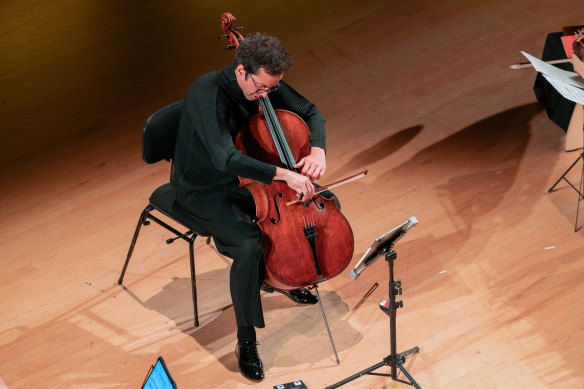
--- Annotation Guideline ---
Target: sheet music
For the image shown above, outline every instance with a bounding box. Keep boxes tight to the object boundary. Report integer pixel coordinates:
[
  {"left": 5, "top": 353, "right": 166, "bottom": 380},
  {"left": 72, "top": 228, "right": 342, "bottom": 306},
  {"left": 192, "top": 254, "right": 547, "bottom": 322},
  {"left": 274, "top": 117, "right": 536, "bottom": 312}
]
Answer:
[{"left": 521, "top": 51, "right": 584, "bottom": 104}]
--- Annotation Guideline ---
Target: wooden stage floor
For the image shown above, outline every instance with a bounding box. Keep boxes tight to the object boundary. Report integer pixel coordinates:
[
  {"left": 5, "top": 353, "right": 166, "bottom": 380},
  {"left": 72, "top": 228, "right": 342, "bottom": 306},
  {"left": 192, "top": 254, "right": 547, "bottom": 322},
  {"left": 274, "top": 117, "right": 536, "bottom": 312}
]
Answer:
[{"left": 1, "top": 1, "right": 584, "bottom": 388}]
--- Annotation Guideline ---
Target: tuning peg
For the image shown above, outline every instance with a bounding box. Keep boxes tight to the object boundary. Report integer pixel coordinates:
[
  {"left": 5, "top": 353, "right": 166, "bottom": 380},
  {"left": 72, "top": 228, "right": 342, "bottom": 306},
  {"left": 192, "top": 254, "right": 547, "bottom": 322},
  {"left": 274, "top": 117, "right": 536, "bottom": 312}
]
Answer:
[
  {"left": 225, "top": 44, "right": 236, "bottom": 50},
  {"left": 218, "top": 34, "right": 228, "bottom": 40}
]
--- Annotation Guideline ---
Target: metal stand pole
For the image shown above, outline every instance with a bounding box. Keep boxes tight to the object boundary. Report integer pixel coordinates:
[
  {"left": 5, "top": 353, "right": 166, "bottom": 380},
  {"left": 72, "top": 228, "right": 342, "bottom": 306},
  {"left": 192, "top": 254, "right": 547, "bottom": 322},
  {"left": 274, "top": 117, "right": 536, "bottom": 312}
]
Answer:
[{"left": 325, "top": 250, "right": 421, "bottom": 389}]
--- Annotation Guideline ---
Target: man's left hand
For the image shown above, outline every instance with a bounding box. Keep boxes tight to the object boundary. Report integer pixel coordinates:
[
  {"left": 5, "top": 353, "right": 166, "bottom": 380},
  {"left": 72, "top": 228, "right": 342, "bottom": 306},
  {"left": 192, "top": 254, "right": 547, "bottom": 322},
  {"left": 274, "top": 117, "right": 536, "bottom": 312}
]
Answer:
[{"left": 295, "top": 147, "right": 326, "bottom": 182}]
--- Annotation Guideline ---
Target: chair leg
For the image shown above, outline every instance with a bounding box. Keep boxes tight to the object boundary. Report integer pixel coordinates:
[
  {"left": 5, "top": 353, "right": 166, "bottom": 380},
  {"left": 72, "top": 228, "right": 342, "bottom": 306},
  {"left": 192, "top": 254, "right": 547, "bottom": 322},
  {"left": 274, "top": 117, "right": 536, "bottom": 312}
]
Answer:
[
  {"left": 189, "top": 235, "right": 199, "bottom": 327},
  {"left": 118, "top": 205, "right": 153, "bottom": 285}
]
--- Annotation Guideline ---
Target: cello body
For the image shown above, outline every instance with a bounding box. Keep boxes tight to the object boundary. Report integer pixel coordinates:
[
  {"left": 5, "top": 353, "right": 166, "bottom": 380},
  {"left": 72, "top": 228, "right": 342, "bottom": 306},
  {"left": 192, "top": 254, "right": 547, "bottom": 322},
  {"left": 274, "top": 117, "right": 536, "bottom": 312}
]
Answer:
[{"left": 235, "top": 109, "right": 354, "bottom": 289}]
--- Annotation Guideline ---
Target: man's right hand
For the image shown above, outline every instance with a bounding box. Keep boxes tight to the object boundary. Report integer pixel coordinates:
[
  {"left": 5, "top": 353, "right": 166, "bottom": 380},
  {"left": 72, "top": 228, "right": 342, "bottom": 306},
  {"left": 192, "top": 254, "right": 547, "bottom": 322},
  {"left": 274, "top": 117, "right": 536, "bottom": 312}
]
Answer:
[{"left": 274, "top": 167, "right": 315, "bottom": 200}]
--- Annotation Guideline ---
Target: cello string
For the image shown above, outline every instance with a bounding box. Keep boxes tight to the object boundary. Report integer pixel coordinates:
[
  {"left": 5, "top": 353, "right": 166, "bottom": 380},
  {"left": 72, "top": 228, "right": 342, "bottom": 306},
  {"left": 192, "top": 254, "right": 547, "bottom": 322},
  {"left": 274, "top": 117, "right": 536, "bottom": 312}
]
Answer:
[
  {"left": 259, "top": 98, "right": 286, "bottom": 162},
  {"left": 259, "top": 98, "right": 289, "bottom": 167},
  {"left": 262, "top": 97, "right": 295, "bottom": 168},
  {"left": 260, "top": 97, "right": 298, "bottom": 170}
]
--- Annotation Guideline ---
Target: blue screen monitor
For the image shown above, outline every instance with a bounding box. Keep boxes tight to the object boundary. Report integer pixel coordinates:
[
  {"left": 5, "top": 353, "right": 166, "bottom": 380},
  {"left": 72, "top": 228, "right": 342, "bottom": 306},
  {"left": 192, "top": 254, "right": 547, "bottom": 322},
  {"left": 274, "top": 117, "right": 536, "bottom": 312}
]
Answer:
[{"left": 142, "top": 356, "right": 177, "bottom": 389}]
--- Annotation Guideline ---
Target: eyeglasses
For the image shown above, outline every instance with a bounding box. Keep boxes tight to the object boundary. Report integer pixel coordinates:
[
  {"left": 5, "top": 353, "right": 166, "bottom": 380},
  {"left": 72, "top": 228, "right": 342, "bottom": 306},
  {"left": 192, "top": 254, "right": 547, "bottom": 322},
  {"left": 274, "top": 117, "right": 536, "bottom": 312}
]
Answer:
[{"left": 249, "top": 74, "right": 279, "bottom": 93}]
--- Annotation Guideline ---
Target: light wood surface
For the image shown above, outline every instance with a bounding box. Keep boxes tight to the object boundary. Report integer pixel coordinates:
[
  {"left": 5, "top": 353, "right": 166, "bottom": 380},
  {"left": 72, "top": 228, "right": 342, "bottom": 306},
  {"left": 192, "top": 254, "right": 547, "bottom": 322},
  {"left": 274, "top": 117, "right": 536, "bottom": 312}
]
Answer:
[{"left": 2, "top": 1, "right": 584, "bottom": 388}]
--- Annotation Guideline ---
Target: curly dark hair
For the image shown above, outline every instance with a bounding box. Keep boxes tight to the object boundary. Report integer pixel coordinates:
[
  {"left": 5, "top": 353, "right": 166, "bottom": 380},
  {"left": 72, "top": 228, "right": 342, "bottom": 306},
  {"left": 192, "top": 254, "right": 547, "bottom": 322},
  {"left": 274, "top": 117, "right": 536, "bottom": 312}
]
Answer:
[{"left": 235, "top": 32, "right": 293, "bottom": 76}]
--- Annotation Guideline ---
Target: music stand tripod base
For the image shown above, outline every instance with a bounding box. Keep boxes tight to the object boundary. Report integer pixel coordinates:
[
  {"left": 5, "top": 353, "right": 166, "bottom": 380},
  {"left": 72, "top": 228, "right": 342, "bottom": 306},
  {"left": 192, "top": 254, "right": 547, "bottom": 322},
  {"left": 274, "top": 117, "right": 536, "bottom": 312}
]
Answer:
[
  {"left": 547, "top": 151, "right": 584, "bottom": 232},
  {"left": 326, "top": 250, "right": 422, "bottom": 389}
]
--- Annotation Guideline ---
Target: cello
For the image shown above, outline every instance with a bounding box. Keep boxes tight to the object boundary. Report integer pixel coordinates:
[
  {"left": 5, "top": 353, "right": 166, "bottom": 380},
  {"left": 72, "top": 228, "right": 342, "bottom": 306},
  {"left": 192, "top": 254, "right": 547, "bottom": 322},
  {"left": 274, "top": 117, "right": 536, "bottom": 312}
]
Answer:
[{"left": 220, "top": 13, "right": 366, "bottom": 290}]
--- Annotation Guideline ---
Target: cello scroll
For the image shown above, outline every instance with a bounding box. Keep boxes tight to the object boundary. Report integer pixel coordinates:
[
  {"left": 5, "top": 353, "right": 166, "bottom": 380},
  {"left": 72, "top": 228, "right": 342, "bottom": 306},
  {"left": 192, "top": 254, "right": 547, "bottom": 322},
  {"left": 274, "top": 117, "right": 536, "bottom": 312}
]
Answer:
[{"left": 219, "top": 12, "right": 244, "bottom": 50}]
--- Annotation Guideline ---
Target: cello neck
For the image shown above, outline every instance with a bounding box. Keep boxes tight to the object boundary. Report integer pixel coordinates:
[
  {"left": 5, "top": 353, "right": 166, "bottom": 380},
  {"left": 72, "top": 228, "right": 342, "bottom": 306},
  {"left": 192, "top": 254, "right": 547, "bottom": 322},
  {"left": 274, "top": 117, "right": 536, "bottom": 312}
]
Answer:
[{"left": 259, "top": 96, "right": 298, "bottom": 171}]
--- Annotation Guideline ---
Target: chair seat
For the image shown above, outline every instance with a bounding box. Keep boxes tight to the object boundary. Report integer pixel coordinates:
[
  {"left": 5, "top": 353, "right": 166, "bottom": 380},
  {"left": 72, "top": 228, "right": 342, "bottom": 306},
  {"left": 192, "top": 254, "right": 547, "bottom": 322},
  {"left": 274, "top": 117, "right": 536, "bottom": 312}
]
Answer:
[{"left": 149, "top": 183, "right": 213, "bottom": 237}]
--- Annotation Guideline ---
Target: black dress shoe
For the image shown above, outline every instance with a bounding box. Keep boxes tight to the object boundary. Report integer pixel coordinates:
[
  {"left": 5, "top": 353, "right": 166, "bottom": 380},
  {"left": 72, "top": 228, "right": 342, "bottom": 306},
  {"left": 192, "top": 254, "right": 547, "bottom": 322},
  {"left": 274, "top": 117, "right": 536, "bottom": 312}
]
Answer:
[
  {"left": 282, "top": 288, "right": 318, "bottom": 304},
  {"left": 261, "top": 283, "right": 319, "bottom": 305},
  {"left": 235, "top": 341, "right": 264, "bottom": 382}
]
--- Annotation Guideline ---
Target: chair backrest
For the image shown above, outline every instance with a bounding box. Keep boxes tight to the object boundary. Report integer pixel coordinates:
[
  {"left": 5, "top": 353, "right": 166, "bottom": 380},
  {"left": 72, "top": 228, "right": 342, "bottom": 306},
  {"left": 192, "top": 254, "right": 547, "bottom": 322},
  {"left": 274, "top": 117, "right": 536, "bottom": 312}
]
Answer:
[{"left": 142, "top": 100, "right": 184, "bottom": 164}]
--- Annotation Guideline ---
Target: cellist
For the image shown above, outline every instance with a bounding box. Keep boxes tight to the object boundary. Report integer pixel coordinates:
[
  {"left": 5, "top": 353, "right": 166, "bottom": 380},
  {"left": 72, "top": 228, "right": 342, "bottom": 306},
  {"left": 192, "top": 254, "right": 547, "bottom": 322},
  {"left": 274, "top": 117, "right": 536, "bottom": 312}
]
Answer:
[{"left": 171, "top": 32, "right": 329, "bottom": 382}]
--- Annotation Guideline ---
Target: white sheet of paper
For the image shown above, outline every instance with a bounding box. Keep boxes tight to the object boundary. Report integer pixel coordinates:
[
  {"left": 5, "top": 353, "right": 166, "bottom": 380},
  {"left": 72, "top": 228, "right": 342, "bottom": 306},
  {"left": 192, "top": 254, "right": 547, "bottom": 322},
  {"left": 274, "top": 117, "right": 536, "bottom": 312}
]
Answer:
[{"left": 521, "top": 51, "right": 584, "bottom": 104}]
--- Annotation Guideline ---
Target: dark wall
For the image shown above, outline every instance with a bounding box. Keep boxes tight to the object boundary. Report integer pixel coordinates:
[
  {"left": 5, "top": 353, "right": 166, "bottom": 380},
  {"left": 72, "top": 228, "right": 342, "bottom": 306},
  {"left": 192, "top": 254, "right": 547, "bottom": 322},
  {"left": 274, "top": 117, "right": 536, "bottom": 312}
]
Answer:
[{"left": 0, "top": 0, "right": 346, "bottom": 165}]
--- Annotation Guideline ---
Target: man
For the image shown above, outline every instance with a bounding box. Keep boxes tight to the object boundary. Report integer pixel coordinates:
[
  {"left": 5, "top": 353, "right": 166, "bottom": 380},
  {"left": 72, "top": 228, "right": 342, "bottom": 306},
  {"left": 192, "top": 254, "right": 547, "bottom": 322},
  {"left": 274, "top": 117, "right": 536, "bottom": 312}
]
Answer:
[{"left": 171, "top": 33, "right": 327, "bottom": 382}]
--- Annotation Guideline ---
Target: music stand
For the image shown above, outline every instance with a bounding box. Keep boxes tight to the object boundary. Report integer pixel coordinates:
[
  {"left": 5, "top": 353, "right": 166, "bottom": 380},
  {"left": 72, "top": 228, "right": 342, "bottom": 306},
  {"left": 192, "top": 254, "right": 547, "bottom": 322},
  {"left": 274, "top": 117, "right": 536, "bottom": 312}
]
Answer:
[
  {"left": 522, "top": 49, "right": 584, "bottom": 231},
  {"left": 326, "top": 217, "right": 421, "bottom": 389},
  {"left": 548, "top": 51, "right": 584, "bottom": 231}
]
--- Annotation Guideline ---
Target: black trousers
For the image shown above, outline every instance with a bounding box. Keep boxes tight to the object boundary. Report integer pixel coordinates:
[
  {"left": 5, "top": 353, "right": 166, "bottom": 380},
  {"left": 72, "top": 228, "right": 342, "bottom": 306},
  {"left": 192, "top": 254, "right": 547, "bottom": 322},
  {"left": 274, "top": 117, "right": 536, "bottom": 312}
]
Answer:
[
  {"left": 176, "top": 184, "right": 340, "bottom": 330},
  {"left": 177, "top": 186, "right": 266, "bottom": 329}
]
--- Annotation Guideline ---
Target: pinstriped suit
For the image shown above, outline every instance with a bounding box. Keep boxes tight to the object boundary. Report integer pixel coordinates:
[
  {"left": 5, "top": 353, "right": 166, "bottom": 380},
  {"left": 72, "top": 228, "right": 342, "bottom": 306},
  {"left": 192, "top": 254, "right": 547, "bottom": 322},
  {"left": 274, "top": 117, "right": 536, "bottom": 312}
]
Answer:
[{"left": 171, "top": 62, "right": 326, "bottom": 329}]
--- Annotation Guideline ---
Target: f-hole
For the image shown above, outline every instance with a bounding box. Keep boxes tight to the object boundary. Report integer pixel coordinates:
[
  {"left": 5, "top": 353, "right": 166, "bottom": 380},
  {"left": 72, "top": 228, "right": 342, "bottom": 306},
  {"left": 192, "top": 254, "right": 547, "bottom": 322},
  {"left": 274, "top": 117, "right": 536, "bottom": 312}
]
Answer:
[
  {"left": 271, "top": 193, "right": 283, "bottom": 224},
  {"left": 313, "top": 198, "right": 325, "bottom": 210}
]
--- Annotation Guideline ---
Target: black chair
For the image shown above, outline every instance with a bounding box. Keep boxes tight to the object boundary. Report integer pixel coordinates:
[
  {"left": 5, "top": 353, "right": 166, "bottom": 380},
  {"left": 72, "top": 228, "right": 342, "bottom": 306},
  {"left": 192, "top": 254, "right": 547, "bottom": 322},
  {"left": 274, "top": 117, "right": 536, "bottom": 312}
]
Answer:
[
  {"left": 119, "top": 101, "right": 343, "bottom": 361},
  {"left": 118, "top": 100, "right": 211, "bottom": 327}
]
